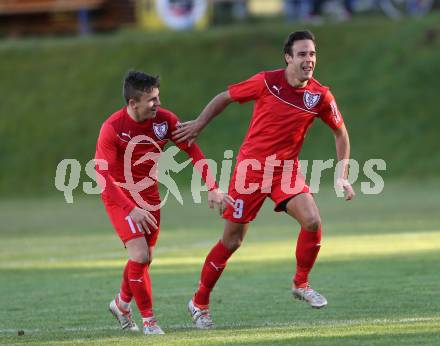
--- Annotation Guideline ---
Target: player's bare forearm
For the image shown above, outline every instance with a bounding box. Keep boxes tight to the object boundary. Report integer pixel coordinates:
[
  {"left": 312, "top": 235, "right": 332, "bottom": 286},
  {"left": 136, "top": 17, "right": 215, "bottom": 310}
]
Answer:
[
  {"left": 333, "top": 124, "right": 351, "bottom": 179},
  {"left": 172, "top": 91, "right": 233, "bottom": 144},
  {"left": 195, "top": 91, "right": 233, "bottom": 130},
  {"left": 333, "top": 124, "right": 355, "bottom": 200}
]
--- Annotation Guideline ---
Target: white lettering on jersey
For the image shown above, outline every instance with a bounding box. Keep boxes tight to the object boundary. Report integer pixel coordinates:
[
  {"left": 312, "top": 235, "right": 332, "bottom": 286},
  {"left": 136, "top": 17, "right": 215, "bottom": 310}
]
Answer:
[{"left": 330, "top": 100, "right": 342, "bottom": 125}]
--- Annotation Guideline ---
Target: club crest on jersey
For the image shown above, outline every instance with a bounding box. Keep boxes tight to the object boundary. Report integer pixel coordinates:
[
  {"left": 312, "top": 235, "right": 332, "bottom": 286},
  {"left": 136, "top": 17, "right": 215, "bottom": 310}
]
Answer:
[
  {"left": 303, "top": 91, "right": 321, "bottom": 109},
  {"left": 153, "top": 122, "right": 168, "bottom": 140}
]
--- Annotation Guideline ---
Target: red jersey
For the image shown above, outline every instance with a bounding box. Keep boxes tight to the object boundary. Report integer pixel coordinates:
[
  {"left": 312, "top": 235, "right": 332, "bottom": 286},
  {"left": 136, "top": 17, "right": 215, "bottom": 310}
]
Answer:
[
  {"left": 228, "top": 69, "right": 344, "bottom": 166},
  {"left": 95, "top": 107, "right": 215, "bottom": 212}
]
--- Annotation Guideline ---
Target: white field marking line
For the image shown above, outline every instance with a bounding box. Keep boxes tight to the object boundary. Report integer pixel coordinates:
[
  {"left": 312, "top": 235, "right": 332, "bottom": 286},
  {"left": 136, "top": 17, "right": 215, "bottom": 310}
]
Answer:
[{"left": 1, "top": 317, "right": 439, "bottom": 334}]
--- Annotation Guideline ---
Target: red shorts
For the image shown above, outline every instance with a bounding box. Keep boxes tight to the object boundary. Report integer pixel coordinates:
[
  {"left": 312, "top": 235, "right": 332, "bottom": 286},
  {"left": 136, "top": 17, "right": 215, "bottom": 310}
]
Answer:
[
  {"left": 223, "top": 164, "right": 309, "bottom": 223},
  {"left": 103, "top": 200, "right": 160, "bottom": 246}
]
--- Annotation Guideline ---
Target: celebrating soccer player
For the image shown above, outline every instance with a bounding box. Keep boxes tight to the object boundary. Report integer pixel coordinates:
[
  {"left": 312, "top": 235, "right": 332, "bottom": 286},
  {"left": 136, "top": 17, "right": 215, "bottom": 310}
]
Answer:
[
  {"left": 94, "top": 71, "right": 232, "bottom": 335},
  {"left": 173, "top": 30, "right": 355, "bottom": 329}
]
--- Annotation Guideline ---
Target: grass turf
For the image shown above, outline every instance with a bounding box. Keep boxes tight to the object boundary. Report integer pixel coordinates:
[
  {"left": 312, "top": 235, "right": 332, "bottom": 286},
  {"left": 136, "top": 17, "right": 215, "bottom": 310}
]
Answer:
[{"left": 1, "top": 181, "right": 440, "bottom": 345}]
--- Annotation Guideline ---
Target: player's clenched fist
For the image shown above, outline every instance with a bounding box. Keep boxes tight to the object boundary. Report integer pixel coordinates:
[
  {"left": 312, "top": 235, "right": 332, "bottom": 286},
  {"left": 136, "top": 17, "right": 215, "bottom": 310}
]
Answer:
[
  {"left": 337, "top": 178, "right": 355, "bottom": 201},
  {"left": 129, "top": 206, "right": 158, "bottom": 234}
]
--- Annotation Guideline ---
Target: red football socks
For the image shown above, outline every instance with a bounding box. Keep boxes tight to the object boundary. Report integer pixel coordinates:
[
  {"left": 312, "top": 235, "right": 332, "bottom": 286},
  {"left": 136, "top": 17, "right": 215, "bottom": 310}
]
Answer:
[
  {"left": 294, "top": 227, "right": 322, "bottom": 286},
  {"left": 126, "top": 259, "right": 153, "bottom": 318},
  {"left": 119, "top": 261, "right": 133, "bottom": 303},
  {"left": 194, "top": 241, "right": 233, "bottom": 306}
]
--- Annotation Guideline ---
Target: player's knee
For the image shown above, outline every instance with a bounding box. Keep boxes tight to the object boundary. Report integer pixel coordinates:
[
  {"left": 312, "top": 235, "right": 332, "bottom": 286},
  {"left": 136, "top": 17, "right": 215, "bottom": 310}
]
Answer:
[
  {"left": 223, "top": 222, "right": 247, "bottom": 252},
  {"left": 130, "top": 250, "right": 150, "bottom": 264},
  {"left": 303, "top": 216, "right": 321, "bottom": 232},
  {"left": 224, "top": 237, "right": 243, "bottom": 252}
]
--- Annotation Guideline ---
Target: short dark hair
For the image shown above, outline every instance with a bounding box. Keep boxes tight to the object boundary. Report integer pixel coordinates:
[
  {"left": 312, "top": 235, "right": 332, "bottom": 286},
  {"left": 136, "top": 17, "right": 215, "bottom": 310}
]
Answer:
[
  {"left": 123, "top": 71, "right": 160, "bottom": 104},
  {"left": 283, "top": 30, "right": 315, "bottom": 64}
]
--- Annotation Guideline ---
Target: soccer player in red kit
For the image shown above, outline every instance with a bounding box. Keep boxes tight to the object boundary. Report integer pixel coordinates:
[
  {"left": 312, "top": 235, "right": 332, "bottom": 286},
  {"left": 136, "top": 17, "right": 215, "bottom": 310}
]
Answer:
[
  {"left": 173, "top": 31, "right": 355, "bottom": 328},
  {"left": 95, "top": 71, "right": 232, "bottom": 335}
]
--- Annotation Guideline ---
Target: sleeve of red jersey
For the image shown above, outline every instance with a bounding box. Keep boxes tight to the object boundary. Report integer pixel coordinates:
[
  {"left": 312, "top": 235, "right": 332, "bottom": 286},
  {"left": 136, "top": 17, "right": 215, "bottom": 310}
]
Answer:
[
  {"left": 318, "top": 90, "right": 344, "bottom": 130},
  {"left": 167, "top": 112, "right": 218, "bottom": 190},
  {"left": 94, "top": 123, "right": 136, "bottom": 213},
  {"left": 227, "top": 72, "right": 265, "bottom": 104},
  {"left": 181, "top": 144, "right": 218, "bottom": 191}
]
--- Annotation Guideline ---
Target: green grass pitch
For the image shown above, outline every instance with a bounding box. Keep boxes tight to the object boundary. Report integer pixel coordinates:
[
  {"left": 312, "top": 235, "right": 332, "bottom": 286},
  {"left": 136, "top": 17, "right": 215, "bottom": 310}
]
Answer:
[{"left": 1, "top": 182, "right": 440, "bottom": 345}]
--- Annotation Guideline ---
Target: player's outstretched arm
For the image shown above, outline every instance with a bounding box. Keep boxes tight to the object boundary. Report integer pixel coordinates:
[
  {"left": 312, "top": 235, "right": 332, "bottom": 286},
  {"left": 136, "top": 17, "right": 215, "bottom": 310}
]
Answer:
[
  {"left": 333, "top": 124, "right": 355, "bottom": 201},
  {"left": 180, "top": 142, "right": 235, "bottom": 215},
  {"left": 172, "top": 91, "right": 233, "bottom": 145}
]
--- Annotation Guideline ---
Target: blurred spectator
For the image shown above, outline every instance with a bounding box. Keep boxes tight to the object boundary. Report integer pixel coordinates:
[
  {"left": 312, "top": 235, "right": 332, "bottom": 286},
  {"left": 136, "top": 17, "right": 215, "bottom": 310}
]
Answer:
[
  {"left": 284, "top": 0, "right": 313, "bottom": 21},
  {"left": 284, "top": 0, "right": 354, "bottom": 22},
  {"left": 312, "top": 0, "right": 354, "bottom": 21},
  {"left": 214, "top": 0, "right": 248, "bottom": 23}
]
